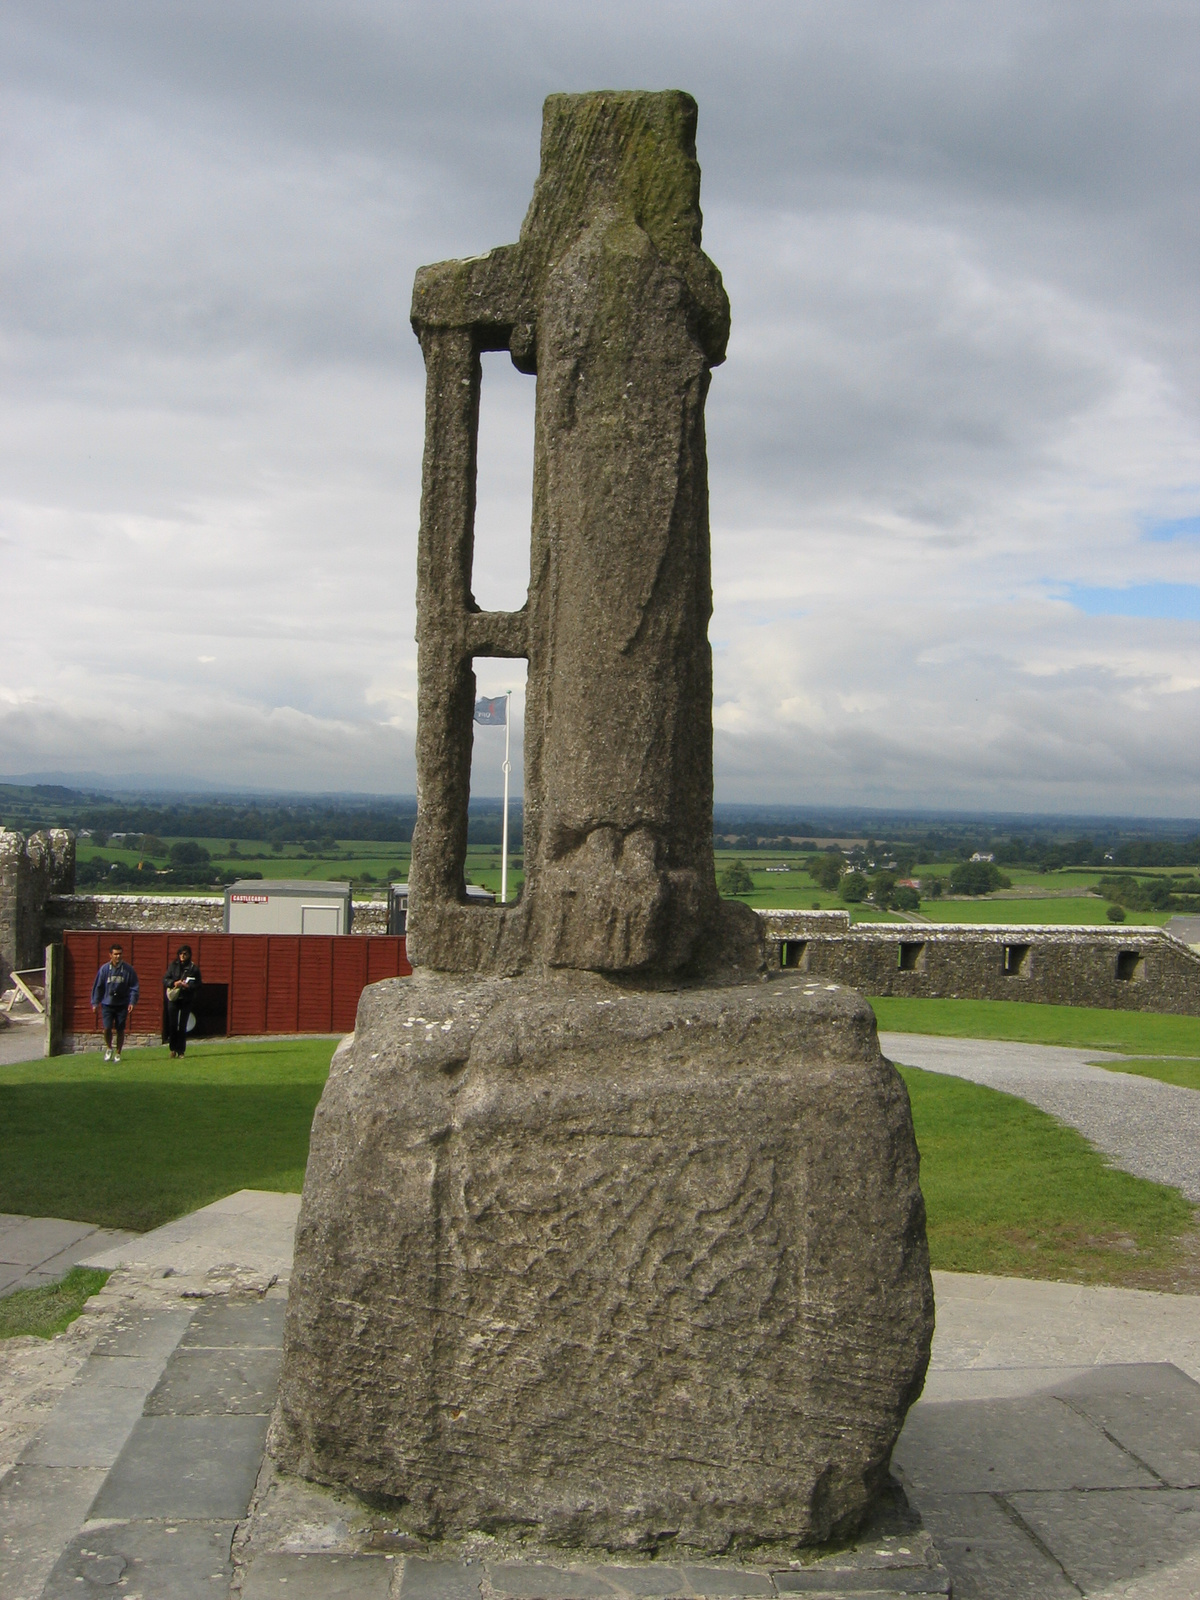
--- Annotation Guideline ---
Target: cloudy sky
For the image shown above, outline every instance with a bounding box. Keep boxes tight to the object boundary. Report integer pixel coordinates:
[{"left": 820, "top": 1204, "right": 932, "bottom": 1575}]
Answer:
[{"left": 2, "top": 1, "right": 1198, "bottom": 814}]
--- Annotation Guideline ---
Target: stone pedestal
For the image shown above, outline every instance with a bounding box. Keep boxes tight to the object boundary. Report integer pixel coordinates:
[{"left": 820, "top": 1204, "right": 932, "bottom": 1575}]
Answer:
[{"left": 273, "top": 970, "right": 933, "bottom": 1554}]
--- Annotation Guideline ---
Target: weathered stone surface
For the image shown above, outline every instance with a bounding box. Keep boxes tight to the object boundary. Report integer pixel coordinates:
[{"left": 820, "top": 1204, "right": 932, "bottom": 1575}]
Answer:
[
  {"left": 407, "top": 91, "right": 729, "bottom": 977},
  {"left": 0, "top": 827, "right": 73, "bottom": 984},
  {"left": 274, "top": 970, "right": 933, "bottom": 1553},
  {"left": 279, "top": 88, "right": 935, "bottom": 1560}
]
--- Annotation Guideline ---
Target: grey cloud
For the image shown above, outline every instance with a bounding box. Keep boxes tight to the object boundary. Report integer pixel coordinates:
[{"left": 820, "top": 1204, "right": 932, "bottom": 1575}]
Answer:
[{"left": 2, "top": 1, "right": 1198, "bottom": 812}]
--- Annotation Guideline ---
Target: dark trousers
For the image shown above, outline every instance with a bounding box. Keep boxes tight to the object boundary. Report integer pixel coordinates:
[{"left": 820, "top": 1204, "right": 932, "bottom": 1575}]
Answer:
[{"left": 166, "top": 998, "right": 192, "bottom": 1055}]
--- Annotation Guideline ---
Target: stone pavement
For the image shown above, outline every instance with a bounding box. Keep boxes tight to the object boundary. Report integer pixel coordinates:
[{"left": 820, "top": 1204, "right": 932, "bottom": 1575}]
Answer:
[
  {"left": 1, "top": 1196, "right": 1199, "bottom": 1597},
  {"left": 0, "top": 1214, "right": 137, "bottom": 1299},
  {"left": 880, "top": 1032, "right": 1200, "bottom": 1204},
  {"left": 0, "top": 1191, "right": 298, "bottom": 1600},
  {"left": 0, "top": 1018, "right": 47, "bottom": 1068}
]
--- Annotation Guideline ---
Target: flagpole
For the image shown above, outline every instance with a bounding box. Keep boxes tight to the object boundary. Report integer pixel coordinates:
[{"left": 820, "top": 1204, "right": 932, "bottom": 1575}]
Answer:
[{"left": 500, "top": 691, "right": 512, "bottom": 905}]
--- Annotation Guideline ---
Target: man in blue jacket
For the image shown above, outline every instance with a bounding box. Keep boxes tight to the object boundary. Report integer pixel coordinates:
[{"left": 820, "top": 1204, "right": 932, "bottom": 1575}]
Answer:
[{"left": 90, "top": 942, "right": 139, "bottom": 1062}]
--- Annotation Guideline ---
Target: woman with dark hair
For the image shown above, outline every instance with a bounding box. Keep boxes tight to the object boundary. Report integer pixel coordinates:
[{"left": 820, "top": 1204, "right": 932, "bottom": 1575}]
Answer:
[{"left": 163, "top": 944, "right": 202, "bottom": 1058}]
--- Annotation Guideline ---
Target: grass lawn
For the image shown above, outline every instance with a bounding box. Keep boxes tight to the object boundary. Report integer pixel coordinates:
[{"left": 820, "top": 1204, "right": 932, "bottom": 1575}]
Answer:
[
  {"left": 916, "top": 898, "right": 1170, "bottom": 926},
  {"left": 870, "top": 995, "right": 1200, "bottom": 1055},
  {"left": 4, "top": 1011, "right": 1196, "bottom": 1307},
  {"left": 1092, "top": 1057, "right": 1200, "bottom": 1091},
  {"left": 0, "top": 1038, "right": 336, "bottom": 1232},
  {"left": 0, "top": 1268, "right": 110, "bottom": 1341},
  {"left": 898, "top": 1065, "right": 1196, "bottom": 1286}
]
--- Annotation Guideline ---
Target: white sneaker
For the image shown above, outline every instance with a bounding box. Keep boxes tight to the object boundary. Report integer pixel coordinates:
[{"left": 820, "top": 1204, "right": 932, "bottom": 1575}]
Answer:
[
  {"left": 103, "top": 1048, "right": 113, "bottom": 1062},
  {"left": 113, "top": 1052, "right": 122, "bottom": 1063}
]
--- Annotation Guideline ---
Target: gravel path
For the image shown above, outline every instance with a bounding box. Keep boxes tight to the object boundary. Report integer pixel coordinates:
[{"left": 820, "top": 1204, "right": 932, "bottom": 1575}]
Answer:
[{"left": 879, "top": 1031, "right": 1200, "bottom": 1205}]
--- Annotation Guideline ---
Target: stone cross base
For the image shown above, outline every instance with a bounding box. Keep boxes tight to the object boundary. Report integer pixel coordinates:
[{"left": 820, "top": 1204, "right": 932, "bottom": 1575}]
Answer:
[{"left": 273, "top": 972, "right": 934, "bottom": 1554}]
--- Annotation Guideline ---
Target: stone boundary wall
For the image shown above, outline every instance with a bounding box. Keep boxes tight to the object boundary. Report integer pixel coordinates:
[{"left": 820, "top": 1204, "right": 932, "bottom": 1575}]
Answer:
[
  {"left": 33, "top": 898, "right": 1200, "bottom": 1016},
  {"left": 42, "top": 893, "right": 390, "bottom": 938},
  {"left": 758, "top": 914, "right": 1200, "bottom": 1017},
  {"left": 44, "top": 894, "right": 225, "bottom": 937}
]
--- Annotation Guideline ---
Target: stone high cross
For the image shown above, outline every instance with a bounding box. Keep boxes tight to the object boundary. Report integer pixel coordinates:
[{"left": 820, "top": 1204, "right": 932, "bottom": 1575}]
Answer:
[
  {"left": 277, "top": 95, "right": 934, "bottom": 1552},
  {"left": 407, "top": 91, "right": 730, "bottom": 977}
]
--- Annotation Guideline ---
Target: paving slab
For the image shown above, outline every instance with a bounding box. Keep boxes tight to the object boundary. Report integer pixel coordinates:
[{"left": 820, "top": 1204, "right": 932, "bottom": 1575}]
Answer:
[
  {"left": 0, "top": 1212, "right": 137, "bottom": 1298},
  {"left": 0, "top": 1197, "right": 295, "bottom": 1599},
  {"left": 909, "top": 1492, "right": 1080, "bottom": 1600},
  {"left": 0, "top": 1463, "right": 109, "bottom": 1600},
  {"left": 676, "top": 1571, "right": 774, "bottom": 1596},
  {"left": 144, "top": 1344, "right": 283, "bottom": 1415},
  {"left": 180, "top": 1293, "right": 289, "bottom": 1348},
  {"left": 0, "top": 1020, "right": 46, "bottom": 1067},
  {"left": 41, "top": 1518, "right": 237, "bottom": 1600},
  {"left": 928, "top": 1270, "right": 1200, "bottom": 1384},
  {"left": 91, "top": 1302, "right": 197, "bottom": 1359},
  {"left": 79, "top": 1188, "right": 301, "bottom": 1283},
  {"left": 897, "top": 1358, "right": 1200, "bottom": 1596},
  {"left": 19, "top": 1375, "right": 149, "bottom": 1467},
  {"left": 89, "top": 1411, "right": 272, "bottom": 1520},
  {"left": 1054, "top": 1362, "right": 1200, "bottom": 1488},
  {"left": 241, "top": 1550, "right": 396, "bottom": 1598},
  {"left": 894, "top": 1391, "right": 1159, "bottom": 1495},
  {"left": 590, "top": 1568, "right": 692, "bottom": 1596},
  {"left": 399, "top": 1557, "right": 484, "bottom": 1599},
  {"left": 1011, "top": 1486, "right": 1200, "bottom": 1594},
  {"left": 485, "top": 1563, "right": 621, "bottom": 1597}
]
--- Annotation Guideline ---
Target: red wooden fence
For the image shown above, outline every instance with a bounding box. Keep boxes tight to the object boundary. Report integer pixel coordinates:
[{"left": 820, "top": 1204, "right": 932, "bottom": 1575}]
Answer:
[{"left": 62, "top": 930, "right": 411, "bottom": 1039}]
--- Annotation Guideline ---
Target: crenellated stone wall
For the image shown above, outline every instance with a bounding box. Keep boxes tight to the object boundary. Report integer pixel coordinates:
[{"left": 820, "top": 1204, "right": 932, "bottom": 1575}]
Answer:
[{"left": 759, "top": 914, "right": 1200, "bottom": 1017}]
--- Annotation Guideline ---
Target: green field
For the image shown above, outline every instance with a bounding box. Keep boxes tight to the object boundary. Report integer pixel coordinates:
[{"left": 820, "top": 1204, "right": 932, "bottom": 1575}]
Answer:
[
  {"left": 72, "top": 836, "right": 1197, "bottom": 924},
  {"left": 898, "top": 1066, "right": 1195, "bottom": 1285},
  {"left": 1, "top": 1017, "right": 1195, "bottom": 1302},
  {"left": 870, "top": 995, "right": 1200, "bottom": 1055},
  {"left": 74, "top": 838, "right": 531, "bottom": 898},
  {"left": 0, "top": 1268, "right": 110, "bottom": 1341},
  {"left": 710, "top": 853, "right": 1177, "bottom": 924},
  {"left": 914, "top": 897, "right": 1171, "bottom": 926},
  {"left": 0, "top": 1039, "right": 337, "bottom": 1232},
  {"left": 1092, "top": 1057, "right": 1200, "bottom": 1091}
]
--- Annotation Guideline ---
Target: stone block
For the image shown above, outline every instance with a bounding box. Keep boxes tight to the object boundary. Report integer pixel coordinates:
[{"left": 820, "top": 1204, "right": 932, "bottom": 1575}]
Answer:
[
  {"left": 241, "top": 1551, "right": 395, "bottom": 1599},
  {"left": 275, "top": 971, "right": 933, "bottom": 1554},
  {"left": 1010, "top": 1486, "right": 1200, "bottom": 1593},
  {"left": 399, "top": 1558, "right": 484, "bottom": 1599},
  {"left": 89, "top": 1413, "right": 271, "bottom": 1519},
  {"left": 1053, "top": 1361, "right": 1200, "bottom": 1488},
  {"left": 179, "top": 1294, "right": 289, "bottom": 1349},
  {"left": 41, "top": 1520, "right": 236, "bottom": 1600},
  {"left": 907, "top": 1492, "right": 1080, "bottom": 1600},
  {"left": 0, "top": 1463, "right": 109, "bottom": 1600},
  {"left": 892, "top": 1393, "right": 1156, "bottom": 1495},
  {"left": 143, "top": 1345, "right": 282, "bottom": 1415}
]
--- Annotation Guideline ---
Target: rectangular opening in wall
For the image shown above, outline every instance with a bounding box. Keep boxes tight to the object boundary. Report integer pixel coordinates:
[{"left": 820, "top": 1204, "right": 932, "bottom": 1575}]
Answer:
[
  {"left": 468, "top": 657, "right": 528, "bottom": 907},
  {"left": 1115, "top": 949, "right": 1144, "bottom": 982},
  {"left": 898, "top": 941, "right": 925, "bottom": 972},
  {"left": 1003, "top": 943, "right": 1030, "bottom": 977},
  {"left": 781, "top": 939, "right": 807, "bottom": 969},
  {"left": 472, "top": 351, "right": 535, "bottom": 612}
]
